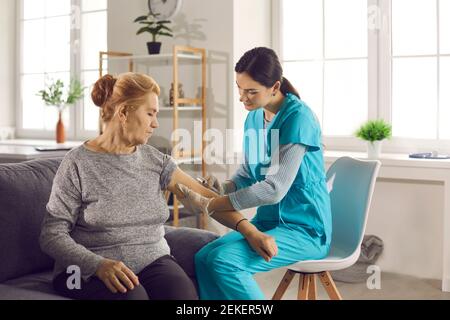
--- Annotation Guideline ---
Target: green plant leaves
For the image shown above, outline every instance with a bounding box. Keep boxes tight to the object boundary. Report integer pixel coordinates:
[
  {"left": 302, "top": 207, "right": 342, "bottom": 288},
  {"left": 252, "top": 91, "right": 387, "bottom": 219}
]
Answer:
[
  {"left": 355, "top": 119, "right": 392, "bottom": 142},
  {"left": 36, "top": 79, "right": 85, "bottom": 108},
  {"left": 134, "top": 15, "right": 149, "bottom": 23},
  {"left": 133, "top": 14, "right": 174, "bottom": 41}
]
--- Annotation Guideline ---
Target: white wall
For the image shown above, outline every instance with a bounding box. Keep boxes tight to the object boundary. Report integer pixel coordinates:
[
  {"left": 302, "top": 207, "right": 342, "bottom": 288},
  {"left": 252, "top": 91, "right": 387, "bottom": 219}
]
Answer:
[
  {"left": 367, "top": 179, "right": 444, "bottom": 280},
  {"left": 0, "top": 0, "right": 16, "bottom": 128},
  {"left": 232, "top": 0, "right": 272, "bottom": 151}
]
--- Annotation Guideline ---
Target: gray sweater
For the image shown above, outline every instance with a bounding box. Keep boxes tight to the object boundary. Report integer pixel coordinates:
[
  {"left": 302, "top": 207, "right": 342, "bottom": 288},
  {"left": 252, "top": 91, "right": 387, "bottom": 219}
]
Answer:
[{"left": 39, "top": 143, "right": 177, "bottom": 280}]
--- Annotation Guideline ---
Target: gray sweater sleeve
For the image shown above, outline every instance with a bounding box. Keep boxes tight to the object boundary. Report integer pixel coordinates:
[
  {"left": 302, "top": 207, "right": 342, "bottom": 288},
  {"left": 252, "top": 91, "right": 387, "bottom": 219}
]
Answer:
[
  {"left": 228, "top": 144, "right": 306, "bottom": 211},
  {"left": 39, "top": 157, "right": 104, "bottom": 280}
]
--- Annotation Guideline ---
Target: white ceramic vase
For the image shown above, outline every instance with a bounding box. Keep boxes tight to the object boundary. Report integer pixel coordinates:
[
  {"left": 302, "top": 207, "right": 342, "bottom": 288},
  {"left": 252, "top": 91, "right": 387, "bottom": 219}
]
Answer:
[{"left": 367, "top": 140, "right": 382, "bottom": 159}]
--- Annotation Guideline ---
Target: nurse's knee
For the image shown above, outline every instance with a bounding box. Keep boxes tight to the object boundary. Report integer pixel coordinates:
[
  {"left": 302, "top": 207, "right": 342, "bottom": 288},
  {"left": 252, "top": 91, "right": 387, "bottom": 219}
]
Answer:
[
  {"left": 206, "top": 248, "right": 236, "bottom": 272},
  {"left": 195, "top": 245, "right": 209, "bottom": 267}
]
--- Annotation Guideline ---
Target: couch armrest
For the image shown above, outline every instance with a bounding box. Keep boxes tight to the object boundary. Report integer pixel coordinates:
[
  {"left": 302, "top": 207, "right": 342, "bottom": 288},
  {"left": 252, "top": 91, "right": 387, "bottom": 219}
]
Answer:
[{"left": 164, "top": 227, "right": 219, "bottom": 278}]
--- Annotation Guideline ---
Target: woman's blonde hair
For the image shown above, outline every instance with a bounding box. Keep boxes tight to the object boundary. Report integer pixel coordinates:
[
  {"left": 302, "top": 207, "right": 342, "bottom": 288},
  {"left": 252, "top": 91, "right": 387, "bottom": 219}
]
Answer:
[{"left": 91, "top": 72, "right": 160, "bottom": 122}]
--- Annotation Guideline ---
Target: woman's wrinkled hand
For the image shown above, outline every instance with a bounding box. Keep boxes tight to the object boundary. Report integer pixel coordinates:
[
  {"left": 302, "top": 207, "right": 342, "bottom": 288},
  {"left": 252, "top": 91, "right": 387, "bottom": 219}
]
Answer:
[
  {"left": 175, "top": 183, "right": 215, "bottom": 215},
  {"left": 244, "top": 231, "right": 278, "bottom": 262},
  {"left": 95, "top": 259, "right": 140, "bottom": 294}
]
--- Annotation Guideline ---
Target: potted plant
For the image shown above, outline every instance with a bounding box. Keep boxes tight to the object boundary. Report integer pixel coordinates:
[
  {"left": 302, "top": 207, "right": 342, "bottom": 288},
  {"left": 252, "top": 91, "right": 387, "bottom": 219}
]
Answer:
[
  {"left": 134, "top": 14, "right": 174, "bottom": 55},
  {"left": 36, "top": 79, "right": 85, "bottom": 143},
  {"left": 355, "top": 119, "right": 392, "bottom": 159}
]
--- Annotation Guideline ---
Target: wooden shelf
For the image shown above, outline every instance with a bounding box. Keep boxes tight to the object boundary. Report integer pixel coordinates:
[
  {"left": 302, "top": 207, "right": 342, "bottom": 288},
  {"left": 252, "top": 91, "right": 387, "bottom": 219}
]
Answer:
[
  {"left": 159, "top": 106, "right": 202, "bottom": 111},
  {"left": 102, "top": 53, "right": 202, "bottom": 62},
  {"left": 173, "top": 156, "right": 203, "bottom": 165}
]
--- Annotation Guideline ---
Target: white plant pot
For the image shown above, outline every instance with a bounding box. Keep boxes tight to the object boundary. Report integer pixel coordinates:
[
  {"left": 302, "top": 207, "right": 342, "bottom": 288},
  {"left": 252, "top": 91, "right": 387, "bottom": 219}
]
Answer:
[{"left": 367, "top": 140, "right": 382, "bottom": 159}]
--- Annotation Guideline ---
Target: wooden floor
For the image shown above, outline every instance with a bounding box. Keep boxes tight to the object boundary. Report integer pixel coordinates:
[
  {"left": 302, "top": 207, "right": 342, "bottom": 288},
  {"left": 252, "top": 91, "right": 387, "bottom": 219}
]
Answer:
[{"left": 255, "top": 267, "right": 450, "bottom": 300}]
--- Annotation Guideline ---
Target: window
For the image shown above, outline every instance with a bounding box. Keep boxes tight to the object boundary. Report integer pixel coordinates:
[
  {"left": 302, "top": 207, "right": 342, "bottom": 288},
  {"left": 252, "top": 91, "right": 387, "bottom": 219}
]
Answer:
[
  {"left": 281, "top": 0, "right": 368, "bottom": 137},
  {"left": 276, "top": 0, "right": 450, "bottom": 151},
  {"left": 18, "top": 0, "right": 107, "bottom": 140},
  {"left": 391, "top": 0, "right": 448, "bottom": 140}
]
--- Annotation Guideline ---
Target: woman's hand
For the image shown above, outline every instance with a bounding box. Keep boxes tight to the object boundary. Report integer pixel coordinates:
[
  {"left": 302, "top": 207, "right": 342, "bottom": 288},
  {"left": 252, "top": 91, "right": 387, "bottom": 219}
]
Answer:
[
  {"left": 175, "top": 183, "right": 216, "bottom": 215},
  {"left": 95, "top": 259, "right": 140, "bottom": 294},
  {"left": 243, "top": 230, "right": 278, "bottom": 262}
]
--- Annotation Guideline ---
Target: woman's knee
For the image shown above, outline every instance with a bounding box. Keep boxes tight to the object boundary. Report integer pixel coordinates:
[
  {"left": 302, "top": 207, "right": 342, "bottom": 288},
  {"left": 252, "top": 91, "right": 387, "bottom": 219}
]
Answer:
[
  {"left": 121, "top": 285, "right": 149, "bottom": 300},
  {"left": 149, "top": 274, "right": 198, "bottom": 300},
  {"left": 53, "top": 274, "right": 149, "bottom": 300}
]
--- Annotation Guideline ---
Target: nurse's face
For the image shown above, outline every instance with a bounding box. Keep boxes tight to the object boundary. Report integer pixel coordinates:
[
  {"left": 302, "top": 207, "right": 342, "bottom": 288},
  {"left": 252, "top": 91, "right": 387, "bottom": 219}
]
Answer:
[{"left": 236, "top": 72, "right": 276, "bottom": 111}]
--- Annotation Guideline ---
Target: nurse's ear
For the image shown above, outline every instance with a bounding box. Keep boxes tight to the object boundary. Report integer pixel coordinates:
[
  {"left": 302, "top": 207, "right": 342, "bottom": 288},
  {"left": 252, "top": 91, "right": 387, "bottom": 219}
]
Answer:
[{"left": 272, "top": 81, "right": 281, "bottom": 96}]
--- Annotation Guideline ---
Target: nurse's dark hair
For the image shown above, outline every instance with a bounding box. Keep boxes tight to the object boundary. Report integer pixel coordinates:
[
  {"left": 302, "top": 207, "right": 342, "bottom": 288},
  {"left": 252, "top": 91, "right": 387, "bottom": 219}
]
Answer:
[{"left": 235, "top": 47, "right": 300, "bottom": 99}]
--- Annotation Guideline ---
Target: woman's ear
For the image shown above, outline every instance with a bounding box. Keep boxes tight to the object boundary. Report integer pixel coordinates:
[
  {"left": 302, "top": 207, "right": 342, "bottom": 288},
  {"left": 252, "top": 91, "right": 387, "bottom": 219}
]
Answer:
[
  {"left": 116, "top": 105, "right": 128, "bottom": 123},
  {"left": 272, "top": 81, "right": 282, "bottom": 95}
]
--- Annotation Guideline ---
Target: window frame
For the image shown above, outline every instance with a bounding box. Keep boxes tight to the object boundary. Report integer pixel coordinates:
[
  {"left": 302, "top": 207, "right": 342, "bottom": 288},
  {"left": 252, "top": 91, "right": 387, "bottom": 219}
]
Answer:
[
  {"left": 273, "top": 0, "right": 450, "bottom": 153},
  {"left": 16, "top": 0, "right": 105, "bottom": 141}
]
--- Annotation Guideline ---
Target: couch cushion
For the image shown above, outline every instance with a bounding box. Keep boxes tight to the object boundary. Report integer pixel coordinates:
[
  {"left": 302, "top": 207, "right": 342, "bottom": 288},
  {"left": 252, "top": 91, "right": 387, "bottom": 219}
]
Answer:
[
  {"left": 2, "top": 271, "right": 58, "bottom": 296},
  {"left": 164, "top": 226, "right": 219, "bottom": 278},
  {"left": 0, "top": 284, "right": 68, "bottom": 300},
  {"left": 0, "top": 158, "right": 63, "bottom": 282}
]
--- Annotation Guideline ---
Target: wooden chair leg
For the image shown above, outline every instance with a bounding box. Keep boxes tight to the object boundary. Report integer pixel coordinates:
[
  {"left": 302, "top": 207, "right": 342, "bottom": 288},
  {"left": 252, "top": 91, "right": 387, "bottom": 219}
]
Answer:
[
  {"left": 308, "top": 274, "right": 317, "bottom": 300},
  {"left": 298, "top": 274, "right": 310, "bottom": 300},
  {"left": 318, "top": 271, "right": 343, "bottom": 300},
  {"left": 272, "top": 270, "right": 296, "bottom": 300}
]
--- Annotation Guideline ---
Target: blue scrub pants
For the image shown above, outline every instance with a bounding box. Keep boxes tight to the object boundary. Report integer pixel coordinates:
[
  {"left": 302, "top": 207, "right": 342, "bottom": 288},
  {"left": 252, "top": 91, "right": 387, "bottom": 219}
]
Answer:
[{"left": 195, "top": 220, "right": 329, "bottom": 300}]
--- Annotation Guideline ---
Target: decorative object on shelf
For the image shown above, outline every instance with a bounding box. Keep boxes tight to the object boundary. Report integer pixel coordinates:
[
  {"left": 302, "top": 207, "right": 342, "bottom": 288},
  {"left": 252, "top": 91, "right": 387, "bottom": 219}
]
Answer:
[
  {"left": 148, "top": 0, "right": 182, "bottom": 20},
  {"left": 134, "top": 13, "right": 174, "bottom": 55},
  {"left": 355, "top": 119, "right": 392, "bottom": 159},
  {"left": 36, "top": 79, "right": 85, "bottom": 144},
  {"left": 169, "top": 82, "right": 185, "bottom": 106}
]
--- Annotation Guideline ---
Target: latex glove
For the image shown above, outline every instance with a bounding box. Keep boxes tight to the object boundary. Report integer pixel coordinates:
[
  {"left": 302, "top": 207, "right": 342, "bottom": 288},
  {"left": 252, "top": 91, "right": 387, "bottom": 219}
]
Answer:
[
  {"left": 198, "top": 175, "right": 224, "bottom": 195},
  {"left": 175, "top": 183, "right": 215, "bottom": 216},
  {"left": 199, "top": 175, "right": 237, "bottom": 195}
]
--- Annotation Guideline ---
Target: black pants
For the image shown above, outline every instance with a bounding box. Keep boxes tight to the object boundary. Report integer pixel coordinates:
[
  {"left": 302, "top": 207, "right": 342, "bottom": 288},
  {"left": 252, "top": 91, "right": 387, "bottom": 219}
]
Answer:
[{"left": 53, "top": 255, "right": 198, "bottom": 300}]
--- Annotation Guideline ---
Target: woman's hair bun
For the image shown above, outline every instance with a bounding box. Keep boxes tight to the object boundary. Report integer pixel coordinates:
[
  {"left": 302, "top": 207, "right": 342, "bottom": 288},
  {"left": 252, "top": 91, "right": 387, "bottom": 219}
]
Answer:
[{"left": 91, "top": 74, "right": 117, "bottom": 107}]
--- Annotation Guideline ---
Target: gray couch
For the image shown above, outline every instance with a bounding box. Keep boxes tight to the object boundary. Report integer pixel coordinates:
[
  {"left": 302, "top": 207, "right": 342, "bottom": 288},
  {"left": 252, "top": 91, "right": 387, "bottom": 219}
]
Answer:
[{"left": 0, "top": 157, "right": 219, "bottom": 300}]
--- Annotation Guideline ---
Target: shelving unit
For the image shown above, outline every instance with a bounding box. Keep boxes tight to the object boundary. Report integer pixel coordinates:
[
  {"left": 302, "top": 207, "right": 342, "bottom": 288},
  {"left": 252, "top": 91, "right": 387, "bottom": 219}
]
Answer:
[{"left": 98, "top": 45, "right": 208, "bottom": 229}]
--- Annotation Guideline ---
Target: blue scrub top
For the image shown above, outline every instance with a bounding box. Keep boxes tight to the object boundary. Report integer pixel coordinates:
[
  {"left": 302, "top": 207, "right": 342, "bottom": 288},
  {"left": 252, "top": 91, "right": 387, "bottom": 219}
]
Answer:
[{"left": 242, "top": 93, "right": 332, "bottom": 246}]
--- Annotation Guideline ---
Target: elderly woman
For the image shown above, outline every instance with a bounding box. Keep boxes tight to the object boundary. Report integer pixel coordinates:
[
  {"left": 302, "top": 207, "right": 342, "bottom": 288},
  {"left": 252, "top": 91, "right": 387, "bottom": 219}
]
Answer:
[{"left": 40, "top": 72, "right": 275, "bottom": 300}]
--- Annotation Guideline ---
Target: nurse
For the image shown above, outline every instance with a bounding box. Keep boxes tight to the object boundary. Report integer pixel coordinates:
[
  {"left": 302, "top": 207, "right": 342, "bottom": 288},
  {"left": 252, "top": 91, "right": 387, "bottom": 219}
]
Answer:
[{"left": 176, "top": 47, "right": 332, "bottom": 300}]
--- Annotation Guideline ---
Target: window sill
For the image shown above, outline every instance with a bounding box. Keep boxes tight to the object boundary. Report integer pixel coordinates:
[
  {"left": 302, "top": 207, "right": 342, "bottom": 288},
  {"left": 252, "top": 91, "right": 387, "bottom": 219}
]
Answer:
[
  {"left": 325, "top": 150, "right": 450, "bottom": 170},
  {"left": 0, "top": 139, "right": 85, "bottom": 148}
]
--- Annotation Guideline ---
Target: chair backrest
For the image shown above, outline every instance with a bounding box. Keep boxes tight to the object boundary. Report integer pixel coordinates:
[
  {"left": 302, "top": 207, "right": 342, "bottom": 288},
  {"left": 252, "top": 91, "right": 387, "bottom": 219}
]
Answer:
[{"left": 326, "top": 157, "right": 381, "bottom": 258}]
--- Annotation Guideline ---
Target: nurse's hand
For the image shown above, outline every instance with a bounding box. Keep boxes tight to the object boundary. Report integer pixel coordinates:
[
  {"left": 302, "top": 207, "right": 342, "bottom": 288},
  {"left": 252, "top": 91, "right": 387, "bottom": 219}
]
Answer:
[
  {"left": 199, "top": 175, "right": 237, "bottom": 196},
  {"left": 244, "top": 231, "right": 278, "bottom": 262},
  {"left": 200, "top": 175, "right": 225, "bottom": 195},
  {"left": 175, "top": 183, "right": 215, "bottom": 215}
]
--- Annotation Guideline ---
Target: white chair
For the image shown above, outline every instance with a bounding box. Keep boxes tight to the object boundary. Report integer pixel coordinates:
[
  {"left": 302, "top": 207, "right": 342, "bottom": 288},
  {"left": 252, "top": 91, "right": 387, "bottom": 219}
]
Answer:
[{"left": 272, "top": 157, "right": 381, "bottom": 300}]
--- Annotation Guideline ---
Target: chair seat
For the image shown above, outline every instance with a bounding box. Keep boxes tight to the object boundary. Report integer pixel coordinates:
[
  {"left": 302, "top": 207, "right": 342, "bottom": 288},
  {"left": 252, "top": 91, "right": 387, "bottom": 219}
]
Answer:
[{"left": 286, "top": 248, "right": 361, "bottom": 274}]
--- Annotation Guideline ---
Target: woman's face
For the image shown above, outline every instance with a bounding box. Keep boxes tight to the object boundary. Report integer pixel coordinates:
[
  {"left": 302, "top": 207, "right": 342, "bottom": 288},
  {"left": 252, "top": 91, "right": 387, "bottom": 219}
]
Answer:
[
  {"left": 123, "top": 92, "right": 160, "bottom": 145},
  {"left": 236, "top": 72, "right": 275, "bottom": 111}
]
